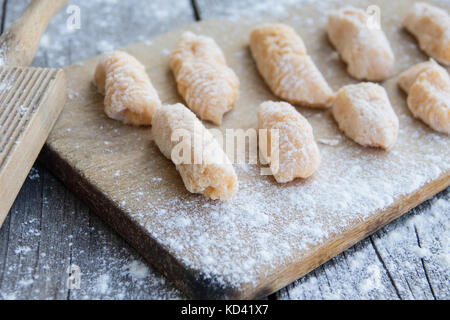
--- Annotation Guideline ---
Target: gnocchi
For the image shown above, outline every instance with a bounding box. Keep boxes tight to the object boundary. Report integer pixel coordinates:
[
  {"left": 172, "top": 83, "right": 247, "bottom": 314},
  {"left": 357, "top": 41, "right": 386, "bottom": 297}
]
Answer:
[
  {"left": 403, "top": 2, "right": 450, "bottom": 66},
  {"left": 152, "top": 103, "right": 239, "bottom": 200},
  {"left": 250, "top": 24, "right": 334, "bottom": 108},
  {"left": 402, "top": 62, "right": 450, "bottom": 134},
  {"left": 327, "top": 6, "right": 395, "bottom": 81},
  {"left": 170, "top": 32, "right": 239, "bottom": 125},
  {"left": 397, "top": 59, "right": 438, "bottom": 93},
  {"left": 332, "top": 83, "right": 399, "bottom": 149},
  {"left": 258, "top": 101, "right": 321, "bottom": 183},
  {"left": 94, "top": 51, "right": 161, "bottom": 125}
]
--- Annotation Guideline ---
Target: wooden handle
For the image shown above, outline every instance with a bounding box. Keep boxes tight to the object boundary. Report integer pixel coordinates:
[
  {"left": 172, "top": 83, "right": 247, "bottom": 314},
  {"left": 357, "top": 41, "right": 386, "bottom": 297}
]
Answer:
[{"left": 0, "top": 0, "right": 68, "bottom": 66}]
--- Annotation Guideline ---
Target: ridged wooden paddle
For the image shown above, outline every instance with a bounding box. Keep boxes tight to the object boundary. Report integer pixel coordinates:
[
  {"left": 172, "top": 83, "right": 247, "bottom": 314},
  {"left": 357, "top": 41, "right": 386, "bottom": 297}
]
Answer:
[{"left": 0, "top": 0, "right": 67, "bottom": 227}]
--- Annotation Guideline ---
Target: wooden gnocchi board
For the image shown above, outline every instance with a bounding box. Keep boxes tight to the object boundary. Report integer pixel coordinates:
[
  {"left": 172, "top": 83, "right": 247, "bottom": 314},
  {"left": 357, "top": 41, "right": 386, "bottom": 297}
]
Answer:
[{"left": 41, "top": 0, "right": 450, "bottom": 299}]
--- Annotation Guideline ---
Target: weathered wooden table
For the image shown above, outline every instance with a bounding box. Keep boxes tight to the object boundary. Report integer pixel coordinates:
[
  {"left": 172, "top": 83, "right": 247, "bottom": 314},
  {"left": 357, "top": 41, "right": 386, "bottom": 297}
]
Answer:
[{"left": 0, "top": 0, "right": 448, "bottom": 300}]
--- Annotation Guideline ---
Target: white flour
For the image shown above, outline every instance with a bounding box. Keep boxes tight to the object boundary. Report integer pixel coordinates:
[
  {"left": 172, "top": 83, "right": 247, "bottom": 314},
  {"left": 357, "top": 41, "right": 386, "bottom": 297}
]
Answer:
[{"left": 280, "top": 191, "right": 449, "bottom": 299}]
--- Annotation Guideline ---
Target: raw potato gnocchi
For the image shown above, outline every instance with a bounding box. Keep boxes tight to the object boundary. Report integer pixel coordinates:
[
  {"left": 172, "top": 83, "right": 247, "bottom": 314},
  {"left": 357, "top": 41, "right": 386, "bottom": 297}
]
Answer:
[
  {"left": 152, "top": 103, "right": 238, "bottom": 200},
  {"left": 94, "top": 51, "right": 161, "bottom": 125},
  {"left": 332, "top": 83, "right": 399, "bottom": 149},
  {"left": 258, "top": 101, "right": 321, "bottom": 183},
  {"left": 170, "top": 32, "right": 239, "bottom": 125},
  {"left": 250, "top": 24, "right": 334, "bottom": 108},
  {"left": 403, "top": 2, "right": 450, "bottom": 66},
  {"left": 327, "top": 6, "right": 395, "bottom": 81},
  {"left": 397, "top": 59, "right": 437, "bottom": 93},
  {"left": 399, "top": 61, "right": 450, "bottom": 134}
]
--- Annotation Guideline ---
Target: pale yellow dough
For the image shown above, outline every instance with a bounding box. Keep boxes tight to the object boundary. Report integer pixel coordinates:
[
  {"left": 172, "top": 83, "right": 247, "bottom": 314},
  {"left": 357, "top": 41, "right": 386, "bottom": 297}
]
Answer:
[
  {"left": 152, "top": 103, "right": 238, "bottom": 200},
  {"left": 403, "top": 2, "right": 450, "bottom": 66},
  {"left": 170, "top": 32, "right": 239, "bottom": 125},
  {"left": 94, "top": 51, "right": 161, "bottom": 125},
  {"left": 398, "top": 59, "right": 438, "bottom": 93},
  {"left": 399, "top": 62, "right": 450, "bottom": 134},
  {"left": 258, "top": 101, "right": 321, "bottom": 183},
  {"left": 327, "top": 6, "right": 395, "bottom": 81},
  {"left": 332, "top": 83, "right": 399, "bottom": 149},
  {"left": 250, "top": 24, "right": 334, "bottom": 108}
]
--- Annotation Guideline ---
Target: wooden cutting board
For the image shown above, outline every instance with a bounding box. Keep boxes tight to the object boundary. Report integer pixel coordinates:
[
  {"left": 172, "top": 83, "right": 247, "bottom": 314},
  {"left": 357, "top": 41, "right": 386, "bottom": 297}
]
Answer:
[{"left": 40, "top": 0, "right": 450, "bottom": 299}]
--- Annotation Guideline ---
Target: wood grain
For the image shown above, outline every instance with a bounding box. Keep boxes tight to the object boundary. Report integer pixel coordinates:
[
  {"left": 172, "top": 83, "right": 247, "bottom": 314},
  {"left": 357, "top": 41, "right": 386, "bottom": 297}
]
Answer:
[
  {"left": 0, "top": 0, "right": 68, "bottom": 226},
  {"left": 0, "top": 66, "right": 66, "bottom": 226}
]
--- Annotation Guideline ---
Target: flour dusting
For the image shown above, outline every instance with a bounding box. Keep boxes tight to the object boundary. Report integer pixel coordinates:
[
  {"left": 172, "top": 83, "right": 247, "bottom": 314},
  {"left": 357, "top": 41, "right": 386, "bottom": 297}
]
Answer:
[
  {"left": 280, "top": 190, "right": 449, "bottom": 300},
  {"left": 126, "top": 260, "right": 150, "bottom": 281}
]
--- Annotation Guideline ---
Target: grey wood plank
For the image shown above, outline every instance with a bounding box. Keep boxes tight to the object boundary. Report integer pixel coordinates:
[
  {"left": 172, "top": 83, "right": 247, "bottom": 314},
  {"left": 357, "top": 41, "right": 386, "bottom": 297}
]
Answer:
[
  {"left": 369, "top": 210, "right": 436, "bottom": 299},
  {"left": 276, "top": 190, "right": 449, "bottom": 300},
  {"left": 277, "top": 239, "right": 401, "bottom": 300},
  {"left": 414, "top": 196, "right": 450, "bottom": 299},
  {"left": 0, "top": 0, "right": 194, "bottom": 300},
  {"left": 0, "top": 0, "right": 5, "bottom": 33},
  {"left": 371, "top": 190, "right": 450, "bottom": 300}
]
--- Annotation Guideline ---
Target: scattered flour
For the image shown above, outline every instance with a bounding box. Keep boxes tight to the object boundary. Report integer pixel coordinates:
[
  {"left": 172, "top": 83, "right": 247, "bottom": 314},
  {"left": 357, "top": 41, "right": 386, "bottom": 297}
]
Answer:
[
  {"left": 161, "top": 48, "right": 171, "bottom": 56},
  {"left": 14, "top": 246, "right": 32, "bottom": 255},
  {"left": 281, "top": 190, "right": 449, "bottom": 300},
  {"left": 27, "top": 167, "right": 40, "bottom": 181},
  {"left": 359, "top": 265, "right": 382, "bottom": 293},
  {"left": 126, "top": 260, "right": 149, "bottom": 281},
  {"left": 411, "top": 246, "right": 431, "bottom": 259},
  {"left": 97, "top": 40, "right": 115, "bottom": 53},
  {"left": 95, "top": 274, "right": 110, "bottom": 294},
  {"left": 18, "top": 278, "right": 34, "bottom": 288},
  {"left": 1, "top": 292, "right": 17, "bottom": 300},
  {"left": 317, "top": 137, "right": 341, "bottom": 146}
]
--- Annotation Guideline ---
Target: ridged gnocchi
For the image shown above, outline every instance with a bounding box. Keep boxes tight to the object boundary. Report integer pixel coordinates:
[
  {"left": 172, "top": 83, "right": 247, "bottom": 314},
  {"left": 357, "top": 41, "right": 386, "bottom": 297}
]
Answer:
[
  {"left": 94, "top": 51, "right": 161, "bottom": 125},
  {"left": 327, "top": 6, "right": 395, "bottom": 81},
  {"left": 399, "top": 61, "right": 450, "bottom": 134},
  {"left": 397, "top": 59, "right": 437, "bottom": 93},
  {"left": 403, "top": 2, "right": 450, "bottom": 66},
  {"left": 152, "top": 103, "right": 238, "bottom": 200},
  {"left": 258, "top": 101, "right": 321, "bottom": 183},
  {"left": 170, "top": 32, "right": 239, "bottom": 125},
  {"left": 250, "top": 24, "right": 334, "bottom": 108},
  {"left": 332, "top": 83, "right": 399, "bottom": 149}
]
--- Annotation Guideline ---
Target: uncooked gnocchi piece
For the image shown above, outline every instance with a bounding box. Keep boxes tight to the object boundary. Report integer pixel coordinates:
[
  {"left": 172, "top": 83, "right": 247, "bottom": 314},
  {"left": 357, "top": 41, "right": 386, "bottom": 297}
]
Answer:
[
  {"left": 250, "top": 24, "right": 334, "bottom": 108},
  {"left": 152, "top": 103, "right": 238, "bottom": 200},
  {"left": 258, "top": 101, "right": 321, "bottom": 183},
  {"left": 170, "top": 32, "right": 239, "bottom": 125},
  {"left": 403, "top": 63, "right": 450, "bottom": 134},
  {"left": 398, "top": 59, "right": 438, "bottom": 93},
  {"left": 327, "top": 6, "right": 395, "bottom": 81},
  {"left": 332, "top": 83, "right": 399, "bottom": 149},
  {"left": 94, "top": 51, "right": 161, "bottom": 125},
  {"left": 403, "top": 2, "right": 450, "bottom": 66}
]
